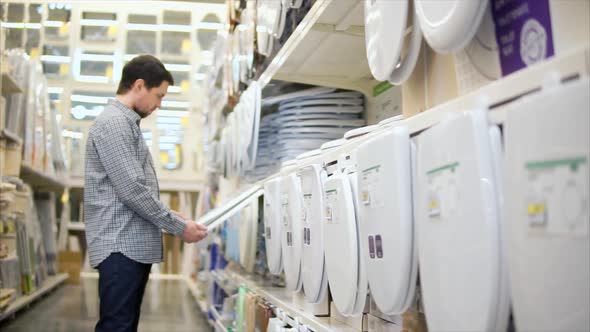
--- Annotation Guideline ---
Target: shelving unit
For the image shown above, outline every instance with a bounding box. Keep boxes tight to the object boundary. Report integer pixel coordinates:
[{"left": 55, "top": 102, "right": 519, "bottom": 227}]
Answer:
[
  {"left": 185, "top": 278, "right": 208, "bottom": 315},
  {"left": 0, "top": 274, "right": 68, "bottom": 323},
  {"left": 196, "top": 46, "right": 590, "bottom": 234},
  {"left": 224, "top": 270, "right": 358, "bottom": 332}
]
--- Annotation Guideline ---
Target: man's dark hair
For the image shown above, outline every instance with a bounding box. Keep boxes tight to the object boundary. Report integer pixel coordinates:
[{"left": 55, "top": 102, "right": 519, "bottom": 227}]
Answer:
[{"left": 116, "top": 55, "right": 174, "bottom": 94}]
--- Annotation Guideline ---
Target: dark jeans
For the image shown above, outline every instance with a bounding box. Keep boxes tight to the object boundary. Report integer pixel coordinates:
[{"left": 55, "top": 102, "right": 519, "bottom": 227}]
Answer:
[{"left": 95, "top": 252, "right": 151, "bottom": 332}]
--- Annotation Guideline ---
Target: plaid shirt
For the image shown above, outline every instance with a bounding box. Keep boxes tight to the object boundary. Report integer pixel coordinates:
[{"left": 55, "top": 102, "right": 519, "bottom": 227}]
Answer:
[{"left": 84, "top": 99, "right": 186, "bottom": 268}]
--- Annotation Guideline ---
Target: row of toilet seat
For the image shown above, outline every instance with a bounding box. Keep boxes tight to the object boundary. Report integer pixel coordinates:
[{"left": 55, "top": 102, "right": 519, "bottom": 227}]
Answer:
[{"left": 262, "top": 76, "right": 589, "bottom": 331}]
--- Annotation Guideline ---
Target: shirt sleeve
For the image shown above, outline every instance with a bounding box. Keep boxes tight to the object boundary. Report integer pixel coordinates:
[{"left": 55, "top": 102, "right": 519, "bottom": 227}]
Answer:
[{"left": 92, "top": 117, "right": 186, "bottom": 236}]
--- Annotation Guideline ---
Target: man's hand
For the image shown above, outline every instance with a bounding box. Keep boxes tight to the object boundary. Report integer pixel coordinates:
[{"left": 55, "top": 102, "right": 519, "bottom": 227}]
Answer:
[{"left": 181, "top": 221, "right": 208, "bottom": 243}]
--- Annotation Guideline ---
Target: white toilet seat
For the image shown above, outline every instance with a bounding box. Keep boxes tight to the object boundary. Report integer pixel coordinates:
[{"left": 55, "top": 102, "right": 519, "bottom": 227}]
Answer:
[
  {"left": 264, "top": 178, "right": 284, "bottom": 275},
  {"left": 364, "top": 0, "right": 422, "bottom": 84},
  {"left": 298, "top": 163, "right": 329, "bottom": 304},
  {"left": 415, "top": 0, "right": 488, "bottom": 53},
  {"left": 357, "top": 126, "right": 417, "bottom": 315},
  {"left": 504, "top": 77, "right": 590, "bottom": 331},
  {"left": 280, "top": 173, "right": 304, "bottom": 292},
  {"left": 416, "top": 108, "right": 509, "bottom": 331}
]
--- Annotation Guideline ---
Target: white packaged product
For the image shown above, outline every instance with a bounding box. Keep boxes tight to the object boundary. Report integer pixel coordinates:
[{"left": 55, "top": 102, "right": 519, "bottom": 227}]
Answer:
[
  {"left": 504, "top": 76, "right": 589, "bottom": 331},
  {"left": 280, "top": 169, "right": 304, "bottom": 292},
  {"left": 416, "top": 108, "right": 509, "bottom": 331},
  {"left": 323, "top": 148, "right": 368, "bottom": 317},
  {"left": 357, "top": 125, "right": 417, "bottom": 315},
  {"left": 296, "top": 149, "right": 329, "bottom": 304},
  {"left": 264, "top": 178, "right": 283, "bottom": 275}
]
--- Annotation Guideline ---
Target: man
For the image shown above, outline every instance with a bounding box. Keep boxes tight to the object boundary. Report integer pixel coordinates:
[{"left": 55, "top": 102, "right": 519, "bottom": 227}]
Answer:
[{"left": 84, "top": 55, "right": 207, "bottom": 332}]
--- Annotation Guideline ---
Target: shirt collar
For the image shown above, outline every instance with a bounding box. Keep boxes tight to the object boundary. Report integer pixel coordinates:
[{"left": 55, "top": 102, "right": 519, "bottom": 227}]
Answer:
[{"left": 109, "top": 99, "right": 141, "bottom": 126}]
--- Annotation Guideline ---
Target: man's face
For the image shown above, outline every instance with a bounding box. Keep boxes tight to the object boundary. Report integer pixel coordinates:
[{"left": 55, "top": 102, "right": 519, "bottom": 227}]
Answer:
[{"left": 134, "top": 80, "right": 169, "bottom": 118}]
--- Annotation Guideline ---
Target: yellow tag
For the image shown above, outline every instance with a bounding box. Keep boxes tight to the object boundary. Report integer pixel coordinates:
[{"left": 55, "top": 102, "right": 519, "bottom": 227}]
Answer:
[
  {"left": 6, "top": 220, "right": 15, "bottom": 233},
  {"left": 528, "top": 203, "right": 546, "bottom": 215},
  {"left": 428, "top": 199, "right": 439, "bottom": 210},
  {"left": 107, "top": 26, "right": 117, "bottom": 38},
  {"left": 61, "top": 191, "right": 69, "bottom": 204},
  {"left": 181, "top": 39, "right": 191, "bottom": 54},
  {"left": 175, "top": 145, "right": 182, "bottom": 164},
  {"left": 105, "top": 65, "right": 113, "bottom": 79},
  {"left": 30, "top": 48, "right": 40, "bottom": 58},
  {"left": 59, "top": 64, "right": 70, "bottom": 76},
  {"left": 159, "top": 151, "right": 169, "bottom": 164},
  {"left": 180, "top": 80, "right": 190, "bottom": 92},
  {"left": 59, "top": 23, "right": 69, "bottom": 36},
  {"left": 181, "top": 116, "right": 189, "bottom": 127}
]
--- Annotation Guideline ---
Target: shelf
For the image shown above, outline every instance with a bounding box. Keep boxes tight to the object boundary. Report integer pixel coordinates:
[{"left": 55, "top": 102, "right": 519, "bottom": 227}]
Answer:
[
  {"left": 185, "top": 277, "right": 208, "bottom": 314},
  {"left": 67, "top": 222, "right": 85, "bottom": 232},
  {"left": 227, "top": 271, "right": 359, "bottom": 332},
  {"left": 1, "top": 73, "right": 23, "bottom": 95},
  {"left": 258, "top": 0, "right": 377, "bottom": 93},
  {"left": 68, "top": 176, "right": 202, "bottom": 192},
  {"left": 20, "top": 164, "right": 68, "bottom": 192},
  {"left": 0, "top": 129, "right": 23, "bottom": 146},
  {"left": 0, "top": 273, "right": 68, "bottom": 322}
]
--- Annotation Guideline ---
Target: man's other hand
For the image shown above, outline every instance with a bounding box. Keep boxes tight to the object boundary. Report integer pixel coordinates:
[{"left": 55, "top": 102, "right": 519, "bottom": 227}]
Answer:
[{"left": 181, "top": 221, "right": 208, "bottom": 243}]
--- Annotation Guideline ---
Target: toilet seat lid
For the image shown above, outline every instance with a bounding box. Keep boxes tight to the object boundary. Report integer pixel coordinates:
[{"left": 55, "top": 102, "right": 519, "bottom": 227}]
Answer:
[
  {"left": 357, "top": 127, "right": 416, "bottom": 315},
  {"left": 299, "top": 164, "right": 329, "bottom": 303},
  {"left": 281, "top": 173, "right": 303, "bottom": 292},
  {"left": 323, "top": 170, "right": 367, "bottom": 316},
  {"left": 264, "top": 178, "right": 283, "bottom": 275},
  {"left": 415, "top": 0, "right": 487, "bottom": 53},
  {"left": 416, "top": 109, "right": 508, "bottom": 330}
]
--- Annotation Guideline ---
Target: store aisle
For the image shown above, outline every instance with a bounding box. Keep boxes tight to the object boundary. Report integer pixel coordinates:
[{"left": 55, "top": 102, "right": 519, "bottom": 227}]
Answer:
[{"left": 0, "top": 277, "right": 212, "bottom": 332}]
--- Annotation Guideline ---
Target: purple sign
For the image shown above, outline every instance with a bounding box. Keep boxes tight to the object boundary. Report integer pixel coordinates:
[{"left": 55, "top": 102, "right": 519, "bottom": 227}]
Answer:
[{"left": 492, "top": 0, "right": 555, "bottom": 76}]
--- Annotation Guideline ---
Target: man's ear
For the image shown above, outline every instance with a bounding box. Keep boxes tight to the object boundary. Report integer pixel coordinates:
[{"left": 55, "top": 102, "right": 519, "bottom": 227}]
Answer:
[{"left": 132, "top": 79, "right": 145, "bottom": 91}]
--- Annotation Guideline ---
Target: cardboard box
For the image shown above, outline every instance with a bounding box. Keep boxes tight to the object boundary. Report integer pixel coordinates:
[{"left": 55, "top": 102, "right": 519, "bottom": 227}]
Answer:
[
  {"left": 2, "top": 141, "right": 22, "bottom": 177},
  {"left": 58, "top": 250, "right": 83, "bottom": 284}
]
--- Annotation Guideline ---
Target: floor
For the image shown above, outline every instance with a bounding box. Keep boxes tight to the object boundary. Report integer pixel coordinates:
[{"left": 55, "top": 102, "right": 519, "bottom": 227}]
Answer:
[{"left": 0, "top": 277, "right": 213, "bottom": 332}]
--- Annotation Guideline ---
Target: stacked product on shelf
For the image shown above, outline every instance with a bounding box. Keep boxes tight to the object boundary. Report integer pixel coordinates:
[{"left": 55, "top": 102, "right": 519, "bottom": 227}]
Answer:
[
  {"left": 250, "top": 88, "right": 366, "bottom": 181},
  {"left": 2, "top": 51, "right": 68, "bottom": 179}
]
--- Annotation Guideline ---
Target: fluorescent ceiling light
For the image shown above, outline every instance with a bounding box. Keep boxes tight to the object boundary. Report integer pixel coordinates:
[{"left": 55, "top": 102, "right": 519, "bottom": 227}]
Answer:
[
  {"left": 158, "top": 143, "right": 177, "bottom": 150},
  {"left": 159, "top": 136, "right": 182, "bottom": 143},
  {"left": 161, "top": 100, "right": 190, "bottom": 109},
  {"left": 158, "top": 110, "right": 190, "bottom": 117},
  {"left": 79, "top": 54, "right": 114, "bottom": 62},
  {"left": 194, "top": 73, "right": 207, "bottom": 81},
  {"left": 80, "top": 19, "right": 117, "bottom": 27},
  {"left": 126, "top": 23, "right": 159, "bottom": 32},
  {"left": 167, "top": 86, "right": 182, "bottom": 93},
  {"left": 25, "top": 23, "right": 42, "bottom": 29},
  {"left": 160, "top": 24, "right": 192, "bottom": 32},
  {"left": 157, "top": 117, "right": 182, "bottom": 125},
  {"left": 62, "top": 129, "right": 84, "bottom": 139},
  {"left": 41, "top": 55, "right": 71, "bottom": 63},
  {"left": 0, "top": 22, "right": 25, "bottom": 29},
  {"left": 164, "top": 64, "right": 191, "bottom": 72},
  {"left": 71, "top": 94, "right": 109, "bottom": 104},
  {"left": 48, "top": 87, "right": 65, "bottom": 94},
  {"left": 196, "top": 22, "right": 225, "bottom": 30},
  {"left": 44, "top": 21, "right": 64, "bottom": 27},
  {"left": 75, "top": 75, "right": 110, "bottom": 84}
]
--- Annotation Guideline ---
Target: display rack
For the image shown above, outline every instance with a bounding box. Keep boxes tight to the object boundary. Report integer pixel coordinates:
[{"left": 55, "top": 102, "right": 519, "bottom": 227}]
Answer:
[
  {"left": 196, "top": 46, "right": 590, "bottom": 233},
  {"left": 0, "top": 274, "right": 68, "bottom": 323},
  {"left": 223, "top": 270, "right": 358, "bottom": 332}
]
